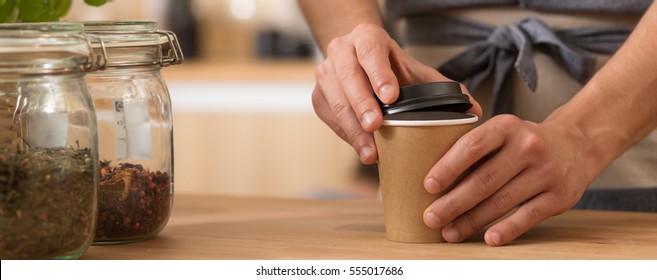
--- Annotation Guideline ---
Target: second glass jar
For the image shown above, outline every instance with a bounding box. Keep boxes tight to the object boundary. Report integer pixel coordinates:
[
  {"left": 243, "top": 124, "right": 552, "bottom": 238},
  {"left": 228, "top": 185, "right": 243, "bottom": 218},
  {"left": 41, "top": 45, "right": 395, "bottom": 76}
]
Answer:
[{"left": 82, "top": 21, "right": 183, "bottom": 244}]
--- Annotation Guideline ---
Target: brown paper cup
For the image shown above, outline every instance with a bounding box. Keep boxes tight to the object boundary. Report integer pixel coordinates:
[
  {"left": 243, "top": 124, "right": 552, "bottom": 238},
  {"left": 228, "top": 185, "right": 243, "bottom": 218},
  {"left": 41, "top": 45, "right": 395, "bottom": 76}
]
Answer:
[{"left": 374, "top": 111, "right": 478, "bottom": 243}]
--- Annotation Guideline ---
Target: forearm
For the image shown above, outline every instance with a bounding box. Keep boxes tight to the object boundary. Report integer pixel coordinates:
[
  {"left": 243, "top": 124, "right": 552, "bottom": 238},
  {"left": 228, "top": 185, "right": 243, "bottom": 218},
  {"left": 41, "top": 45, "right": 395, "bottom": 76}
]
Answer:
[
  {"left": 297, "top": 0, "right": 383, "bottom": 54},
  {"left": 545, "top": 2, "right": 657, "bottom": 177}
]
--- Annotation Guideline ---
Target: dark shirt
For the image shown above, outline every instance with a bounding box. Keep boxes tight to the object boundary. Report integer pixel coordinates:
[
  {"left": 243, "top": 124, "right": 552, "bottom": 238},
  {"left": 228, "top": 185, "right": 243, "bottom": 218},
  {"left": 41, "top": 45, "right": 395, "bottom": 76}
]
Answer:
[{"left": 386, "top": 0, "right": 652, "bottom": 18}]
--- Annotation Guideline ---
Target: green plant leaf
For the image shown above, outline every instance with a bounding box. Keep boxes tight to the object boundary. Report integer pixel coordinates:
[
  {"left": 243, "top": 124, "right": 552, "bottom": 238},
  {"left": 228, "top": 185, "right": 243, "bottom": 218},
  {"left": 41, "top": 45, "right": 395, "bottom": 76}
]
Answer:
[
  {"left": 84, "top": 0, "right": 108, "bottom": 7},
  {"left": 0, "top": 0, "right": 15, "bottom": 23},
  {"left": 17, "top": 0, "right": 56, "bottom": 22},
  {"left": 4, "top": 0, "right": 108, "bottom": 23},
  {"left": 54, "top": 0, "right": 72, "bottom": 17}
]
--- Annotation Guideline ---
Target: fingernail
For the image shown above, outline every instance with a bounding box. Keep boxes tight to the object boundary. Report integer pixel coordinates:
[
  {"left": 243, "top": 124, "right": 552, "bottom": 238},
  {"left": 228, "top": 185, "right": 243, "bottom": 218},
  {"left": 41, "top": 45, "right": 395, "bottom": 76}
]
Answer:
[
  {"left": 359, "top": 145, "right": 373, "bottom": 163},
  {"left": 361, "top": 111, "right": 377, "bottom": 130},
  {"left": 486, "top": 231, "right": 502, "bottom": 246},
  {"left": 425, "top": 177, "right": 440, "bottom": 193},
  {"left": 424, "top": 211, "right": 440, "bottom": 229},
  {"left": 443, "top": 225, "right": 460, "bottom": 243},
  {"left": 379, "top": 84, "right": 394, "bottom": 103}
]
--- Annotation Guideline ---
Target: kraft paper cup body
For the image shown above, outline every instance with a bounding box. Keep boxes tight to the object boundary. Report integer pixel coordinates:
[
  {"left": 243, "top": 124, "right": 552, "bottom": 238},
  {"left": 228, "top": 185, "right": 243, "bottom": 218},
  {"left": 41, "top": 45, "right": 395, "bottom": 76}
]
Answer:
[{"left": 374, "top": 112, "right": 478, "bottom": 243}]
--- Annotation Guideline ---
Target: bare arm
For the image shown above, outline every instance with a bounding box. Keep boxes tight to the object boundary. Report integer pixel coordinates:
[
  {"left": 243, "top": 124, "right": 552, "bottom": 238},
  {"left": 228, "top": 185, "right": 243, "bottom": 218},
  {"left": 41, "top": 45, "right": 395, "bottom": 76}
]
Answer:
[
  {"left": 297, "top": 0, "right": 482, "bottom": 164},
  {"left": 423, "top": 2, "right": 657, "bottom": 246},
  {"left": 297, "top": 0, "right": 383, "bottom": 54},
  {"left": 547, "top": 2, "right": 657, "bottom": 176}
]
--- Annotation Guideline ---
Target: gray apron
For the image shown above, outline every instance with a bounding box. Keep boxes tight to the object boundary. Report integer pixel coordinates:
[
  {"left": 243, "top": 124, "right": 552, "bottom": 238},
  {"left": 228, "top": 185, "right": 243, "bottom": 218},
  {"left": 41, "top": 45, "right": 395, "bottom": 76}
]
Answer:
[{"left": 398, "top": 6, "right": 657, "bottom": 211}]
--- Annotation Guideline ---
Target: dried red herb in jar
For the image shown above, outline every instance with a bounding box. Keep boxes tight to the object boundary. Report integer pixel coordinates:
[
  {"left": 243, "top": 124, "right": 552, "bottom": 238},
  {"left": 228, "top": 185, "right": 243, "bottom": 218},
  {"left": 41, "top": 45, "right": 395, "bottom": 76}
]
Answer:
[{"left": 95, "top": 161, "right": 171, "bottom": 242}]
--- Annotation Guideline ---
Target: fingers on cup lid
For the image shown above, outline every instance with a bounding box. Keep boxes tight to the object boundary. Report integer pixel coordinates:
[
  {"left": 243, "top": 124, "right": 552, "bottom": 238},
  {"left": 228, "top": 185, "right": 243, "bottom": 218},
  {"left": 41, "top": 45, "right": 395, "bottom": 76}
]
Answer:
[{"left": 378, "top": 81, "right": 473, "bottom": 116}]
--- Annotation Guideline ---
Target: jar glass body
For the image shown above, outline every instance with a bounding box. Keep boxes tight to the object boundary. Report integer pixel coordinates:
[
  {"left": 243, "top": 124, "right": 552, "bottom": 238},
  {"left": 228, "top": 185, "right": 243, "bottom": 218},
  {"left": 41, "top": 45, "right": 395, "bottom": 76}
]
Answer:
[
  {"left": 87, "top": 67, "right": 173, "bottom": 244},
  {"left": 0, "top": 24, "right": 99, "bottom": 259},
  {"left": 83, "top": 21, "right": 179, "bottom": 244}
]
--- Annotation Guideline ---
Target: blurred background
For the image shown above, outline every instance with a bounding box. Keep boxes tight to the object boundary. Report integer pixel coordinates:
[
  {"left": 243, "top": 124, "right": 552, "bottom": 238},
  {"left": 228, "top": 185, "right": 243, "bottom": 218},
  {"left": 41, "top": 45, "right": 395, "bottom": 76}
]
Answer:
[{"left": 62, "top": 0, "right": 379, "bottom": 200}]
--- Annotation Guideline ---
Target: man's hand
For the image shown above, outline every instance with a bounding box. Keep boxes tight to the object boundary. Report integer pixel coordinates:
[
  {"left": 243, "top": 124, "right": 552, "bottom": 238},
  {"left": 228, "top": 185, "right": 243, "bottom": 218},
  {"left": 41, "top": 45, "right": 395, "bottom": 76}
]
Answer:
[
  {"left": 423, "top": 114, "right": 594, "bottom": 246},
  {"left": 312, "top": 23, "right": 482, "bottom": 164}
]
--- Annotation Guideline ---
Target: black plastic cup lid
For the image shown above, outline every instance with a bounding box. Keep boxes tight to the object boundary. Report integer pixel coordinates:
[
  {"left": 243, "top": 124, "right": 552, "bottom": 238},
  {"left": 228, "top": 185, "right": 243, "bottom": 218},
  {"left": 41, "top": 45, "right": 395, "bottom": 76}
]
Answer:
[{"left": 379, "top": 81, "right": 472, "bottom": 116}]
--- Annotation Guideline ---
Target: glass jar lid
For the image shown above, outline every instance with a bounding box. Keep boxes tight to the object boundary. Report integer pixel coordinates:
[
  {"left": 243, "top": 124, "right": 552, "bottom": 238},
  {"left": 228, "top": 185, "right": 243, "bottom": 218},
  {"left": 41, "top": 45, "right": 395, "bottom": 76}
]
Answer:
[
  {"left": 0, "top": 22, "right": 107, "bottom": 75},
  {"left": 82, "top": 21, "right": 183, "bottom": 68},
  {"left": 0, "top": 22, "right": 84, "bottom": 34}
]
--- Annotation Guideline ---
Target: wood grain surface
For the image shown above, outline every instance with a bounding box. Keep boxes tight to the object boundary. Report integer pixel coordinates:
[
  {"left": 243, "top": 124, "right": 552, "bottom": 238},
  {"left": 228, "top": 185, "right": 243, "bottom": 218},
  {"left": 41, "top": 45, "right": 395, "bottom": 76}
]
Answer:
[{"left": 83, "top": 194, "right": 657, "bottom": 260}]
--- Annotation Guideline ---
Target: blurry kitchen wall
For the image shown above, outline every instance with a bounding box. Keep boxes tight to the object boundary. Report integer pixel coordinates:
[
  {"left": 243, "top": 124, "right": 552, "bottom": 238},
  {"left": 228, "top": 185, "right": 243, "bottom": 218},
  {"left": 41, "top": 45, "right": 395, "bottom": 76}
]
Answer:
[
  {"left": 62, "top": 0, "right": 368, "bottom": 199},
  {"left": 190, "top": 0, "right": 317, "bottom": 61},
  {"left": 65, "top": 0, "right": 317, "bottom": 61}
]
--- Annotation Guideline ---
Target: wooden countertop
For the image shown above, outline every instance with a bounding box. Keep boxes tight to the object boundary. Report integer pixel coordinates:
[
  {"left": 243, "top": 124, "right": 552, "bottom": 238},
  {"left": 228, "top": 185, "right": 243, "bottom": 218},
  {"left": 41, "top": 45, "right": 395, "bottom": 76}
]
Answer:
[{"left": 82, "top": 194, "right": 657, "bottom": 260}]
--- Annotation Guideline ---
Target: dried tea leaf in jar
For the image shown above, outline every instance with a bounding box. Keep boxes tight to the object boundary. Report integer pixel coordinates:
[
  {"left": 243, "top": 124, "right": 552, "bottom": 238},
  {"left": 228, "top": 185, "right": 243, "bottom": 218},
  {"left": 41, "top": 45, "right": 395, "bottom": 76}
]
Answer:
[{"left": 0, "top": 22, "right": 103, "bottom": 259}]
